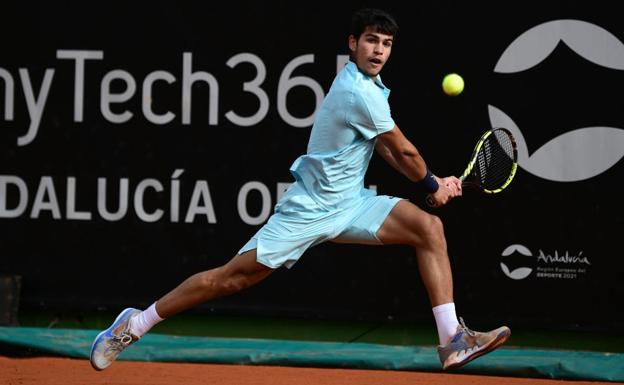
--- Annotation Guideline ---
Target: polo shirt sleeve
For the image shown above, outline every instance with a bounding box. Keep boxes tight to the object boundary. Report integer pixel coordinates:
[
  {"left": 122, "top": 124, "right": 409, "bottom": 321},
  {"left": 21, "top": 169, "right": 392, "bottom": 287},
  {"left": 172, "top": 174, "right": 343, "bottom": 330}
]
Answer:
[{"left": 347, "top": 86, "right": 395, "bottom": 140}]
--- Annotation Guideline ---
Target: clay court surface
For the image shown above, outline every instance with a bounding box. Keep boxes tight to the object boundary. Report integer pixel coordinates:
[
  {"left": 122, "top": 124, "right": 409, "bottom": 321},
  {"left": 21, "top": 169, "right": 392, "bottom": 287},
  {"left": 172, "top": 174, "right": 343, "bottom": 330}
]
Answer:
[{"left": 1, "top": 357, "right": 616, "bottom": 385}]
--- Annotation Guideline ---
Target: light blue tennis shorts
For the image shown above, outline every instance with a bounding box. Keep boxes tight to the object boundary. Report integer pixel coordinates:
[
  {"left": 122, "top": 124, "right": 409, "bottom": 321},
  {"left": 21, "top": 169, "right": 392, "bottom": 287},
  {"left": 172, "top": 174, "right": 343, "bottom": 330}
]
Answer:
[{"left": 238, "top": 182, "right": 404, "bottom": 269}]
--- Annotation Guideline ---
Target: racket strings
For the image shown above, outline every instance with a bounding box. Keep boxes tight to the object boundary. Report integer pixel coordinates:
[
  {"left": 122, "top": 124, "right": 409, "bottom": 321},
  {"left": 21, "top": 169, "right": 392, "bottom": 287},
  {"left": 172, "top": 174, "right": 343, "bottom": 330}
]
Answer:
[{"left": 475, "top": 131, "right": 515, "bottom": 190}]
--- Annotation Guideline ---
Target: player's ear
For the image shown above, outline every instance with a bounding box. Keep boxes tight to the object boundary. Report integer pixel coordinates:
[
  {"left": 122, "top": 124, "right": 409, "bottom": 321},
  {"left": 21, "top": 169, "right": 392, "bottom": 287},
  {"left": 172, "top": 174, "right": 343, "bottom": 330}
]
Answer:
[{"left": 348, "top": 35, "right": 357, "bottom": 52}]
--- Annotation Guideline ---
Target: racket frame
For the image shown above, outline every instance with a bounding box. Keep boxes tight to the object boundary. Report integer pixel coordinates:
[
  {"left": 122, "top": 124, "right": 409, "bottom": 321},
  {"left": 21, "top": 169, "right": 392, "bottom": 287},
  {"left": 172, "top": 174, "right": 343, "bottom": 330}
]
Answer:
[{"left": 460, "top": 128, "right": 518, "bottom": 194}]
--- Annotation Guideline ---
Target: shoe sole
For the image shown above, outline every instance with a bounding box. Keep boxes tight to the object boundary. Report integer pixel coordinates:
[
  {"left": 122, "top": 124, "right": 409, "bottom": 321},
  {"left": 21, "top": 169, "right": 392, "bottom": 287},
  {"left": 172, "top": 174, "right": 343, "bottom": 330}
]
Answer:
[
  {"left": 443, "top": 328, "right": 511, "bottom": 370},
  {"left": 89, "top": 308, "right": 137, "bottom": 371}
]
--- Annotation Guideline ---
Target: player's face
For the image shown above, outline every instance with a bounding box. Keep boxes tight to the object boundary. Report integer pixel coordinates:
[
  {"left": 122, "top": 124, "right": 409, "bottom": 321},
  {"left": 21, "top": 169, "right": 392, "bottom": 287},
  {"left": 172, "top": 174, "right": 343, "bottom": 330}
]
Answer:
[{"left": 349, "top": 27, "right": 393, "bottom": 78}]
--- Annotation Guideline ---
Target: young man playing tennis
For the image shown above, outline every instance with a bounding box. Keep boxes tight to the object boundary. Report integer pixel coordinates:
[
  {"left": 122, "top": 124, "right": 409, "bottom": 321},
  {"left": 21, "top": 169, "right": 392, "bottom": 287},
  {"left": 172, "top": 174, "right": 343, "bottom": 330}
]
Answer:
[{"left": 91, "top": 8, "right": 510, "bottom": 371}]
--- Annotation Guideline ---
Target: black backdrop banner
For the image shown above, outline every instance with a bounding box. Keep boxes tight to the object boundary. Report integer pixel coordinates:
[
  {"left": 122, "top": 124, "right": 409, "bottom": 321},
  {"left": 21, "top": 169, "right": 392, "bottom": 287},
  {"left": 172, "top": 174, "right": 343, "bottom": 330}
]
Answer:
[{"left": 1, "top": 2, "right": 623, "bottom": 332}]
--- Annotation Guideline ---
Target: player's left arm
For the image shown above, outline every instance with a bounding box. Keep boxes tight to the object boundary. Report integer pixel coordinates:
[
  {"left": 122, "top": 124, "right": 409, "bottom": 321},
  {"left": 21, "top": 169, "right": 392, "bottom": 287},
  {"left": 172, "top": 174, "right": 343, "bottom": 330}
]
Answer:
[
  {"left": 376, "top": 125, "right": 461, "bottom": 202},
  {"left": 376, "top": 124, "right": 428, "bottom": 182},
  {"left": 353, "top": 89, "right": 459, "bottom": 199},
  {"left": 375, "top": 136, "right": 406, "bottom": 175}
]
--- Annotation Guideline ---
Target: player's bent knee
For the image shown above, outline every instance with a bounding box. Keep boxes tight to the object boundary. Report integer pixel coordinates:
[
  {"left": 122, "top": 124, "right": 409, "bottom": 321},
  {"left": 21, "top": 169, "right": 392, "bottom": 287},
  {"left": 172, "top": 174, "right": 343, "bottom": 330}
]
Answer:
[{"left": 419, "top": 214, "right": 447, "bottom": 250}]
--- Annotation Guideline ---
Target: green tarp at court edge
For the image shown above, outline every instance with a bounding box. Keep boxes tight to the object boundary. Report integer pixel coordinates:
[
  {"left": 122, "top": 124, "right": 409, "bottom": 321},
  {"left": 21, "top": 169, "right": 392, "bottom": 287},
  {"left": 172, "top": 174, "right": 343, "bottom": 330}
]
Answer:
[{"left": 1, "top": 327, "right": 623, "bottom": 382}]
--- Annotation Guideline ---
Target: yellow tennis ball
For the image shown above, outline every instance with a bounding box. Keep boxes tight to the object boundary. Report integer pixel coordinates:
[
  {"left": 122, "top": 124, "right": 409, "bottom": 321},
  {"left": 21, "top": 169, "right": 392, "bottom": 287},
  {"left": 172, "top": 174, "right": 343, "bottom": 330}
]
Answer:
[{"left": 442, "top": 73, "right": 464, "bottom": 96}]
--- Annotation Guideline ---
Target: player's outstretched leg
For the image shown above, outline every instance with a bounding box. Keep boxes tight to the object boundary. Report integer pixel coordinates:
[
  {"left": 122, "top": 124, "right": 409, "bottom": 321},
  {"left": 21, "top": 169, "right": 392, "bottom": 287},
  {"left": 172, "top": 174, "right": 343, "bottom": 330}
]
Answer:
[
  {"left": 437, "top": 317, "right": 510, "bottom": 370},
  {"left": 89, "top": 249, "right": 273, "bottom": 370},
  {"left": 90, "top": 308, "right": 141, "bottom": 370}
]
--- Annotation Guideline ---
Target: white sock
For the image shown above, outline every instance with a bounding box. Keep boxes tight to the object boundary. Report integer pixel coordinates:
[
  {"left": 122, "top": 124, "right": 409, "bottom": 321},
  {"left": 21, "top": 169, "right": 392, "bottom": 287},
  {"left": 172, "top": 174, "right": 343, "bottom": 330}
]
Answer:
[
  {"left": 129, "top": 302, "right": 164, "bottom": 338},
  {"left": 432, "top": 303, "right": 460, "bottom": 345}
]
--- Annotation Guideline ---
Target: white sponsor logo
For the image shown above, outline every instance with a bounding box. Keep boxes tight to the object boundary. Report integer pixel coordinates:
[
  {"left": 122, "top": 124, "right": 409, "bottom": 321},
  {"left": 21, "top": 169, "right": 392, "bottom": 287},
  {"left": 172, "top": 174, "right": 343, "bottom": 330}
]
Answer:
[
  {"left": 500, "top": 244, "right": 533, "bottom": 280},
  {"left": 536, "top": 250, "right": 591, "bottom": 265},
  {"left": 489, "top": 20, "right": 624, "bottom": 182},
  {"left": 500, "top": 244, "right": 591, "bottom": 280}
]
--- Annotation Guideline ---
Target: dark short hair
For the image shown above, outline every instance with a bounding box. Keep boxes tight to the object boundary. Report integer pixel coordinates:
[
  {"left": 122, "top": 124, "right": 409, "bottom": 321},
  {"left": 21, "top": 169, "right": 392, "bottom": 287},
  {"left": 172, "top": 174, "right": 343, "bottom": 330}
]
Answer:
[{"left": 349, "top": 8, "right": 399, "bottom": 40}]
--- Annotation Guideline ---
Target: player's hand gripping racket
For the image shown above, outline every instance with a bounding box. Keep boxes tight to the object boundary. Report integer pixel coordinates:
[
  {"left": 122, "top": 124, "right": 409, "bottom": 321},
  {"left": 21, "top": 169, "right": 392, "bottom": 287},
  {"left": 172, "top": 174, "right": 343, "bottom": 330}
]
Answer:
[{"left": 426, "top": 127, "right": 518, "bottom": 207}]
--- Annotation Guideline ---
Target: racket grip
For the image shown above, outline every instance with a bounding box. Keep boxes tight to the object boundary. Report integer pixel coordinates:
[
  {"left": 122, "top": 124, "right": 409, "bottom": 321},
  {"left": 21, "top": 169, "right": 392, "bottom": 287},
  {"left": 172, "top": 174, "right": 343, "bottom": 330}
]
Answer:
[{"left": 425, "top": 195, "right": 435, "bottom": 207}]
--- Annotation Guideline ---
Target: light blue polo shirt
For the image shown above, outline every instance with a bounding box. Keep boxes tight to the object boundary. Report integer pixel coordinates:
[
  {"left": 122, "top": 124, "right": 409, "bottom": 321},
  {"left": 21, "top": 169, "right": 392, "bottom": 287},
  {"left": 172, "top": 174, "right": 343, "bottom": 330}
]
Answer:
[
  {"left": 289, "top": 61, "right": 395, "bottom": 210},
  {"left": 238, "top": 61, "right": 403, "bottom": 269}
]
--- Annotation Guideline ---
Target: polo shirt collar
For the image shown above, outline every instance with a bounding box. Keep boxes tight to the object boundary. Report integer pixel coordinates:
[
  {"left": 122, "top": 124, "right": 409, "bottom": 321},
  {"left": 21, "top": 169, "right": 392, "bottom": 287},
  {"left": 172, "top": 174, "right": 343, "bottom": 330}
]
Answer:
[{"left": 346, "top": 61, "right": 390, "bottom": 94}]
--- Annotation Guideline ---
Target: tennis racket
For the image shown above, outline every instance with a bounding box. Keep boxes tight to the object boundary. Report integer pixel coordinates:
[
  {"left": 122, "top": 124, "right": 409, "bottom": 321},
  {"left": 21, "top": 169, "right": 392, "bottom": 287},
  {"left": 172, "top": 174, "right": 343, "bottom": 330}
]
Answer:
[{"left": 426, "top": 127, "right": 518, "bottom": 207}]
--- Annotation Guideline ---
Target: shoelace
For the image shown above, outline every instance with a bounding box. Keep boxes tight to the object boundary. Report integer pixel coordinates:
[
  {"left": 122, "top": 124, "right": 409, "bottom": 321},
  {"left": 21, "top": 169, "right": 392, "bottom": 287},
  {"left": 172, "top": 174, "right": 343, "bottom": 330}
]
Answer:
[
  {"left": 459, "top": 317, "right": 476, "bottom": 337},
  {"left": 105, "top": 332, "right": 134, "bottom": 355}
]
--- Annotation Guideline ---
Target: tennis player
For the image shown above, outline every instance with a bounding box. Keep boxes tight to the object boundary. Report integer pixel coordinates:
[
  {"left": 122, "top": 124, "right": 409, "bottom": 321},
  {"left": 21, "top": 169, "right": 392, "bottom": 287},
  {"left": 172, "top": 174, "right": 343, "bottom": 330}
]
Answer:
[{"left": 90, "top": 8, "right": 510, "bottom": 371}]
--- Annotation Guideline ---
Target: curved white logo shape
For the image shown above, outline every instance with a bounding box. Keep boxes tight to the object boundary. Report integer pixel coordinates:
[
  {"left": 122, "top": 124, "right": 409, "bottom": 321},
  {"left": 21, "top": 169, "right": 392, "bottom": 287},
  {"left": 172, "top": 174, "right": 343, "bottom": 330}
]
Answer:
[
  {"left": 490, "top": 20, "right": 624, "bottom": 182},
  {"left": 494, "top": 19, "right": 624, "bottom": 72},
  {"left": 500, "top": 244, "right": 533, "bottom": 280},
  {"left": 489, "top": 105, "right": 624, "bottom": 182}
]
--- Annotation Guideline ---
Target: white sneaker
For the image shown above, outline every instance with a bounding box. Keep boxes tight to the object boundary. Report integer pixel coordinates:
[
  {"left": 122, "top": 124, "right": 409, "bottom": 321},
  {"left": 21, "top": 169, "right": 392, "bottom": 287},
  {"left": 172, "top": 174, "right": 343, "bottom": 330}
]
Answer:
[
  {"left": 437, "top": 317, "right": 510, "bottom": 370},
  {"left": 90, "top": 308, "right": 141, "bottom": 370}
]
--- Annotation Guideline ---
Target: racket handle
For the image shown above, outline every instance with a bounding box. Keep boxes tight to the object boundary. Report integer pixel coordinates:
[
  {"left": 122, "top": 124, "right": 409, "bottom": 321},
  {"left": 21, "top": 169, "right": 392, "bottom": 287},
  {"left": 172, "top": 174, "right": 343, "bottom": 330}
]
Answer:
[{"left": 425, "top": 195, "right": 436, "bottom": 207}]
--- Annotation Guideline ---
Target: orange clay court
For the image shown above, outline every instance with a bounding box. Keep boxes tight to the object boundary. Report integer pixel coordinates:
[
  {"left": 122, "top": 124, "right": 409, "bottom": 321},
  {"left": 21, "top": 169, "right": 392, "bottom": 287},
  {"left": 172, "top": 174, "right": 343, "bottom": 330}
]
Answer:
[{"left": 2, "top": 357, "right": 619, "bottom": 385}]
